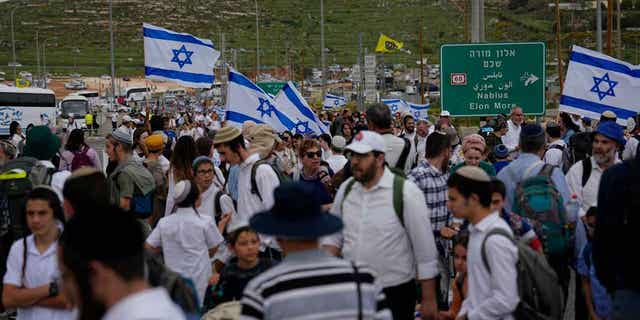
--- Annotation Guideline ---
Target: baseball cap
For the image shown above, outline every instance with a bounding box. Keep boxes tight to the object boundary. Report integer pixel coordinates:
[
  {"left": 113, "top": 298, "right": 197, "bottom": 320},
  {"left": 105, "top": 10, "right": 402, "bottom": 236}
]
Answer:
[
  {"left": 441, "top": 110, "right": 451, "bottom": 117},
  {"left": 122, "top": 115, "right": 132, "bottom": 123},
  {"left": 345, "top": 130, "right": 385, "bottom": 154},
  {"left": 331, "top": 135, "right": 346, "bottom": 150}
]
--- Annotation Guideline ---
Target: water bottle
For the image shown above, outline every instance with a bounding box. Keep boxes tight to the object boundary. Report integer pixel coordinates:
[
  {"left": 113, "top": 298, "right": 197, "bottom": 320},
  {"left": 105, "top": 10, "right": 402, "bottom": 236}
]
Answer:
[{"left": 566, "top": 193, "right": 580, "bottom": 224}]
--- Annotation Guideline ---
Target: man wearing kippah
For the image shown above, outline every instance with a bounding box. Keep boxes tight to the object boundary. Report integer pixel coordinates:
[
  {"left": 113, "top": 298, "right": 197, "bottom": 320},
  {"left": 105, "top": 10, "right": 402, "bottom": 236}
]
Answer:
[{"left": 447, "top": 166, "right": 519, "bottom": 320}]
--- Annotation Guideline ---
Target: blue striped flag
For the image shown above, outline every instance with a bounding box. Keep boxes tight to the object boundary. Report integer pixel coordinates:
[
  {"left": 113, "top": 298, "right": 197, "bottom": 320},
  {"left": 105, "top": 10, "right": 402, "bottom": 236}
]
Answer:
[
  {"left": 274, "top": 82, "right": 328, "bottom": 136},
  {"left": 225, "top": 69, "right": 295, "bottom": 132},
  {"left": 323, "top": 94, "right": 347, "bottom": 110},
  {"left": 560, "top": 45, "right": 640, "bottom": 125},
  {"left": 143, "top": 23, "right": 220, "bottom": 88}
]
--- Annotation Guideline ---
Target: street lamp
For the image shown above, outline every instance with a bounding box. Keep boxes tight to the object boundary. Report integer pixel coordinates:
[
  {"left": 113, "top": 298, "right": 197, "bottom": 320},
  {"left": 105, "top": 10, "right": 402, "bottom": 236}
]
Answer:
[
  {"left": 42, "top": 38, "right": 57, "bottom": 89},
  {"left": 9, "top": 7, "right": 21, "bottom": 80},
  {"left": 255, "top": 0, "right": 260, "bottom": 82}
]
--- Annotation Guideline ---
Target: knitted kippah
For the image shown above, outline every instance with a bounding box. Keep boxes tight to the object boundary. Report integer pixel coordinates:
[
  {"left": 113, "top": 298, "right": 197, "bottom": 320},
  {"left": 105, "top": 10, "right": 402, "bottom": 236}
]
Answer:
[{"left": 455, "top": 165, "right": 491, "bottom": 182}]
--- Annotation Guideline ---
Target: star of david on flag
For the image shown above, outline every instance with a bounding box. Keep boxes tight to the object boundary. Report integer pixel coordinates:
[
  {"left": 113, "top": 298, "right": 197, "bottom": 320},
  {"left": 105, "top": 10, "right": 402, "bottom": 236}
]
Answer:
[
  {"left": 560, "top": 45, "right": 640, "bottom": 126},
  {"left": 143, "top": 23, "right": 220, "bottom": 88},
  {"left": 274, "top": 81, "right": 329, "bottom": 136},
  {"left": 590, "top": 73, "right": 618, "bottom": 100},
  {"left": 256, "top": 97, "right": 276, "bottom": 117},
  {"left": 171, "top": 45, "right": 194, "bottom": 69}
]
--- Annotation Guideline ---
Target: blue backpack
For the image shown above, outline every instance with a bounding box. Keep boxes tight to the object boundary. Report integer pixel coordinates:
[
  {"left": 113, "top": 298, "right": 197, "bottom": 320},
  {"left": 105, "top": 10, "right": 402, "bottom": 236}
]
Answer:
[{"left": 512, "top": 163, "right": 569, "bottom": 257}]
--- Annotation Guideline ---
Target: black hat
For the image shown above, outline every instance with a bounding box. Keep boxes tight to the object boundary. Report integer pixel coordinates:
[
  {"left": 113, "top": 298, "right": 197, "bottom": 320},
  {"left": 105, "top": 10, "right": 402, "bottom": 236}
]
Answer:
[{"left": 250, "top": 182, "right": 343, "bottom": 239}]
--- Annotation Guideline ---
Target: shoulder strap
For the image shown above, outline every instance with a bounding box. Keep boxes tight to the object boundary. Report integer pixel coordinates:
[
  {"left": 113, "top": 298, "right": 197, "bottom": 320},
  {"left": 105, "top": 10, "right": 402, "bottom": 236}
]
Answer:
[
  {"left": 214, "top": 190, "right": 224, "bottom": 220},
  {"left": 340, "top": 178, "right": 358, "bottom": 214},
  {"left": 538, "top": 163, "right": 554, "bottom": 178},
  {"left": 396, "top": 137, "right": 411, "bottom": 170},
  {"left": 481, "top": 228, "right": 515, "bottom": 274},
  {"left": 250, "top": 160, "right": 266, "bottom": 202},
  {"left": 581, "top": 158, "right": 592, "bottom": 187},
  {"left": 392, "top": 174, "right": 405, "bottom": 227},
  {"left": 351, "top": 261, "right": 363, "bottom": 320}
]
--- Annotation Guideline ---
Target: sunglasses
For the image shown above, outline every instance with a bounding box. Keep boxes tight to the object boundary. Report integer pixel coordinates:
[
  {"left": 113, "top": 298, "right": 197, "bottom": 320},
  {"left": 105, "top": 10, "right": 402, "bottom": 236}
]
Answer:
[{"left": 304, "top": 151, "right": 322, "bottom": 158}]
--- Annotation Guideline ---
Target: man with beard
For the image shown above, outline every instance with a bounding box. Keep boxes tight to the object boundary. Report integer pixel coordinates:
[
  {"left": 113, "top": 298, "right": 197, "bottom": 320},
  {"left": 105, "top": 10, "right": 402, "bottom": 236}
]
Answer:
[
  {"left": 322, "top": 130, "right": 440, "bottom": 320},
  {"left": 407, "top": 131, "right": 459, "bottom": 309},
  {"left": 566, "top": 121, "right": 624, "bottom": 260},
  {"left": 501, "top": 106, "right": 524, "bottom": 154},
  {"left": 401, "top": 113, "right": 416, "bottom": 140}
]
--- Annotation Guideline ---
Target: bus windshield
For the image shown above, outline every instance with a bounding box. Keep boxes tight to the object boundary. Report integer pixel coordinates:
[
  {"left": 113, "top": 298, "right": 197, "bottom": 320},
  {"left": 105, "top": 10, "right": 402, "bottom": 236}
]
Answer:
[
  {"left": 126, "top": 88, "right": 149, "bottom": 98},
  {"left": 78, "top": 92, "right": 99, "bottom": 98},
  {"left": 61, "top": 100, "right": 89, "bottom": 116}
]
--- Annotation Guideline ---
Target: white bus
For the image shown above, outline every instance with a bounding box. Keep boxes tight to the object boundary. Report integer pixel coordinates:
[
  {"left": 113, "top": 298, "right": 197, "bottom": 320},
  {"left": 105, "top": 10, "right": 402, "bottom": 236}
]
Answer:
[
  {"left": 125, "top": 87, "right": 151, "bottom": 103},
  {"left": 60, "top": 95, "right": 90, "bottom": 129},
  {"left": 0, "top": 87, "right": 56, "bottom": 136},
  {"left": 73, "top": 90, "right": 100, "bottom": 107}
]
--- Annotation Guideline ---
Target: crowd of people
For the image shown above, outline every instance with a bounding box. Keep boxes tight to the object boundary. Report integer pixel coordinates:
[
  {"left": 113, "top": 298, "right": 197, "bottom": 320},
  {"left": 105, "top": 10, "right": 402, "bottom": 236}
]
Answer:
[{"left": 0, "top": 101, "right": 639, "bottom": 320}]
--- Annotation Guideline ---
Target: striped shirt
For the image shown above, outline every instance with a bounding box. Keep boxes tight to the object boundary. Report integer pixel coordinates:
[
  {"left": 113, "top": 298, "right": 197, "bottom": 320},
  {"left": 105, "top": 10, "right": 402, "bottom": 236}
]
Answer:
[{"left": 240, "top": 249, "right": 392, "bottom": 320}]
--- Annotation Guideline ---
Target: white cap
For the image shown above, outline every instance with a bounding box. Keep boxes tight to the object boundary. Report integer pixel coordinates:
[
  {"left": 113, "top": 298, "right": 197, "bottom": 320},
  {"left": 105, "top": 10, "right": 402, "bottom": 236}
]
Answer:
[
  {"left": 140, "top": 111, "right": 147, "bottom": 117},
  {"left": 122, "top": 115, "right": 132, "bottom": 122},
  {"left": 440, "top": 110, "right": 451, "bottom": 117},
  {"left": 331, "top": 135, "right": 346, "bottom": 150},
  {"left": 345, "top": 130, "right": 385, "bottom": 154}
]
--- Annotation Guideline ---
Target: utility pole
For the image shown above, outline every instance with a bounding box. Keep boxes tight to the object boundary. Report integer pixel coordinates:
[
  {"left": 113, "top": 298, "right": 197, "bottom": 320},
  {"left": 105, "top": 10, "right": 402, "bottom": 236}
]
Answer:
[
  {"left": 255, "top": 0, "right": 260, "bottom": 82},
  {"left": 233, "top": 48, "right": 238, "bottom": 69},
  {"left": 419, "top": 30, "right": 425, "bottom": 104},
  {"left": 36, "top": 31, "right": 40, "bottom": 87},
  {"left": 300, "top": 47, "right": 305, "bottom": 93},
  {"left": 221, "top": 33, "right": 226, "bottom": 105},
  {"left": 616, "top": 0, "right": 621, "bottom": 58},
  {"left": 320, "top": 0, "right": 326, "bottom": 100},
  {"left": 607, "top": 0, "right": 613, "bottom": 55},
  {"left": 596, "top": 0, "right": 602, "bottom": 52},
  {"left": 109, "top": 0, "right": 116, "bottom": 103},
  {"left": 357, "top": 32, "right": 363, "bottom": 110},
  {"left": 556, "top": 0, "right": 564, "bottom": 93},
  {"left": 10, "top": 7, "right": 19, "bottom": 80},
  {"left": 471, "top": 0, "right": 484, "bottom": 42}
]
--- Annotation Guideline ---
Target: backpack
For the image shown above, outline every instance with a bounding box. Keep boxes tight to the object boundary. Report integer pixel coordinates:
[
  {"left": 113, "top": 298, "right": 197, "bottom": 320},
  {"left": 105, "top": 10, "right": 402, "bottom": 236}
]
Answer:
[
  {"left": 396, "top": 137, "right": 411, "bottom": 170},
  {"left": 250, "top": 159, "right": 288, "bottom": 202},
  {"left": 481, "top": 228, "right": 565, "bottom": 320},
  {"left": 341, "top": 174, "right": 405, "bottom": 226},
  {"left": 0, "top": 157, "right": 55, "bottom": 238},
  {"left": 71, "top": 146, "right": 93, "bottom": 171},
  {"left": 561, "top": 132, "right": 592, "bottom": 173},
  {"left": 511, "top": 162, "right": 569, "bottom": 257},
  {"left": 201, "top": 301, "right": 241, "bottom": 320},
  {"left": 145, "top": 252, "right": 201, "bottom": 318},
  {"left": 113, "top": 163, "right": 156, "bottom": 219},
  {"left": 634, "top": 134, "right": 640, "bottom": 159}
]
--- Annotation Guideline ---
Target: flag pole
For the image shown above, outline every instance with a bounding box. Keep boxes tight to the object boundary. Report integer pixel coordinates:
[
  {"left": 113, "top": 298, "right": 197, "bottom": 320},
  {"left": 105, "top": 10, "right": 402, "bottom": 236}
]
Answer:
[
  {"left": 607, "top": 0, "right": 612, "bottom": 55},
  {"left": 419, "top": 30, "right": 425, "bottom": 105},
  {"left": 555, "top": 0, "right": 564, "bottom": 93},
  {"left": 300, "top": 47, "right": 305, "bottom": 93}
]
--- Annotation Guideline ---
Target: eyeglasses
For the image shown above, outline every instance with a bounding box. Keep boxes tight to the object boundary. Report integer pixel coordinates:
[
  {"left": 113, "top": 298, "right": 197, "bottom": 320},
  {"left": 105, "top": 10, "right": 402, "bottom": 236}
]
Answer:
[
  {"left": 197, "top": 169, "right": 214, "bottom": 175},
  {"left": 304, "top": 151, "right": 322, "bottom": 158}
]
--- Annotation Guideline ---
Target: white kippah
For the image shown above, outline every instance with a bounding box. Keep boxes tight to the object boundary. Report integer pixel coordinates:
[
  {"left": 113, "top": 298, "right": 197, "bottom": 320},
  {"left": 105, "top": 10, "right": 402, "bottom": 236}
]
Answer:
[
  {"left": 173, "top": 180, "right": 191, "bottom": 204},
  {"left": 455, "top": 165, "right": 491, "bottom": 182}
]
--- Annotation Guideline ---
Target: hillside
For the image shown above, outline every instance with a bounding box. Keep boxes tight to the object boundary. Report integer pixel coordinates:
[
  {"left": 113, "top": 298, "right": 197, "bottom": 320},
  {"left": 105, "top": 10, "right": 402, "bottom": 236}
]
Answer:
[{"left": 0, "top": 0, "right": 639, "bottom": 80}]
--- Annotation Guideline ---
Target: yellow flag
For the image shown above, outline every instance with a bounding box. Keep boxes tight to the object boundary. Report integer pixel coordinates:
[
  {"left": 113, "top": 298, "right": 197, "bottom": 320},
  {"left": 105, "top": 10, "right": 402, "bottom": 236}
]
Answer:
[
  {"left": 375, "top": 34, "right": 403, "bottom": 53},
  {"left": 15, "top": 78, "right": 31, "bottom": 88}
]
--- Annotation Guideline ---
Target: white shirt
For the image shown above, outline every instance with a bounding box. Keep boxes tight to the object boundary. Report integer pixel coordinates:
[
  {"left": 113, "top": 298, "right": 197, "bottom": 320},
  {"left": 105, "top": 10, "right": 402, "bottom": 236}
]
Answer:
[
  {"left": 412, "top": 134, "right": 429, "bottom": 164},
  {"left": 382, "top": 133, "right": 414, "bottom": 174},
  {"left": 403, "top": 130, "right": 416, "bottom": 141},
  {"left": 623, "top": 135, "right": 639, "bottom": 160},
  {"left": 38, "top": 160, "right": 70, "bottom": 202},
  {"left": 197, "top": 170, "right": 236, "bottom": 221},
  {"left": 237, "top": 153, "right": 281, "bottom": 249},
  {"left": 566, "top": 156, "right": 620, "bottom": 218},
  {"left": 102, "top": 287, "right": 185, "bottom": 320},
  {"left": 322, "top": 167, "right": 439, "bottom": 288},
  {"left": 321, "top": 148, "right": 332, "bottom": 161},
  {"left": 501, "top": 119, "right": 522, "bottom": 152},
  {"left": 158, "top": 155, "right": 170, "bottom": 174},
  {"left": 111, "top": 113, "right": 117, "bottom": 122},
  {"left": 11, "top": 134, "right": 24, "bottom": 149},
  {"left": 544, "top": 139, "right": 566, "bottom": 167},
  {"left": 147, "top": 207, "right": 224, "bottom": 302},
  {"left": 326, "top": 153, "right": 348, "bottom": 173},
  {"left": 459, "top": 212, "right": 519, "bottom": 320},
  {"left": 3, "top": 235, "right": 74, "bottom": 320}
]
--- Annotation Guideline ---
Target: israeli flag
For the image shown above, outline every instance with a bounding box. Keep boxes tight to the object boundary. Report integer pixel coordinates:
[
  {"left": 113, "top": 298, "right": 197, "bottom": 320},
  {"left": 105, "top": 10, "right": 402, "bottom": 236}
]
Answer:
[
  {"left": 226, "top": 69, "right": 295, "bottom": 132},
  {"left": 407, "top": 102, "right": 430, "bottom": 120},
  {"left": 323, "top": 94, "right": 347, "bottom": 110},
  {"left": 143, "top": 23, "right": 220, "bottom": 88},
  {"left": 382, "top": 98, "right": 409, "bottom": 114},
  {"left": 274, "top": 82, "right": 328, "bottom": 136},
  {"left": 560, "top": 45, "right": 640, "bottom": 125}
]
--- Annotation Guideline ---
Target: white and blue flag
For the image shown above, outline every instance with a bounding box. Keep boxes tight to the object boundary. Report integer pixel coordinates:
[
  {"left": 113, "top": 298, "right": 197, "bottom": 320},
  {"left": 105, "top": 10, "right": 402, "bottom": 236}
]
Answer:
[
  {"left": 407, "top": 102, "right": 430, "bottom": 120},
  {"left": 143, "top": 23, "right": 220, "bottom": 88},
  {"left": 560, "top": 45, "right": 640, "bottom": 125},
  {"left": 323, "top": 94, "right": 347, "bottom": 110},
  {"left": 226, "top": 69, "right": 295, "bottom": 132},
  {"left": 274, "top": 81, "right": 328, "bottom": 136},
  {"left": 382, "top": 98, "right": 409, "bottom": 114}
]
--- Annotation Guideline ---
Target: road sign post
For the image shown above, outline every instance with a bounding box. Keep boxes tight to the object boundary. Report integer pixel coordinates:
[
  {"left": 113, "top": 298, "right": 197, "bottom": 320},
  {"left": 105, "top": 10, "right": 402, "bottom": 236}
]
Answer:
[{"left": 441, "top": 42, "right": 546, "bottom": 116}]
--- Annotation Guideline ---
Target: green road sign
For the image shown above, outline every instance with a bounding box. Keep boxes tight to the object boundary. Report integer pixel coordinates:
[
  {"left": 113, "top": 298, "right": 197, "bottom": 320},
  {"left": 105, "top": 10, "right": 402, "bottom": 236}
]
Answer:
[
  {"left": 257, "top": 82, "right": 287, "bottom": 96},
  {"left": 440, "top": 42, "right": 546, "bottom": 117}
]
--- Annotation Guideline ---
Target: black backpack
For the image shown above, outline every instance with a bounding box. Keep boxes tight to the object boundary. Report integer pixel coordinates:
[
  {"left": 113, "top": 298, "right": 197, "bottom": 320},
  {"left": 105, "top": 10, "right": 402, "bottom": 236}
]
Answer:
[
  {"left": 250, "top": 159, "right": 288, "bottom": 202},
  {"left": 561, "top": 132, "right": 592, "bottom": 173}
]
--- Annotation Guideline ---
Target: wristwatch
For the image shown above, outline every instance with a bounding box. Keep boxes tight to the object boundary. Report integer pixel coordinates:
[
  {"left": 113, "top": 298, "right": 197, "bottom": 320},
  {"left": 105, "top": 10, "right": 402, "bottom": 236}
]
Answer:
[{"left": 48, "top": 281, "right": 59, "bottom": 297}]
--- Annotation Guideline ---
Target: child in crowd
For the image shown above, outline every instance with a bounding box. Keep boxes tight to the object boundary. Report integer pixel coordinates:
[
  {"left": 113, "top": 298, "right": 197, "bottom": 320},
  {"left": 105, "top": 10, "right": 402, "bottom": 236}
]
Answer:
[
  {"left": 492, "top": 144, "right": 511, "bottom": 174},
  {"left": 202, "top": 226, "right": 274, "bottom": 312},
  {"left": 578, "top": 207, "right": 612, "bottom": 320},
  {"left": 439, "top": 232, "right": 469, "bottom": 320}
]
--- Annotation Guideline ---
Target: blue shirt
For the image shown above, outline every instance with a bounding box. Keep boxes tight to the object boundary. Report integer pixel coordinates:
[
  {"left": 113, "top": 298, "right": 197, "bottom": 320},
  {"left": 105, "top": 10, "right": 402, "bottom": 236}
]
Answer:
[
  {"left": 227, "top": 165, "right": 240, "bottom": 201},
  {"left": 577, "top": 242, "right": 612, "bottom": 318},
  {"left": 299, "top": 174, "right": 333, "bottom": 205},
  {"left": 562, "top": 129, "right": 576, "bottom": 144},
  {"left": 496, "top": 153, "right": 571, "bottom": 213},
  {"left": 493, "top": 160, "right": 510, "bottom": 174}
]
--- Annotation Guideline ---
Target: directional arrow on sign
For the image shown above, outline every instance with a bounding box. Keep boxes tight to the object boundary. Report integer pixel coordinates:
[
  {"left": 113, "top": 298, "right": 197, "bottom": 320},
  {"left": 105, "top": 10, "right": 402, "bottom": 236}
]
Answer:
[{"left": 524, "top": 74, "right": 539, "bottom": 87}]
